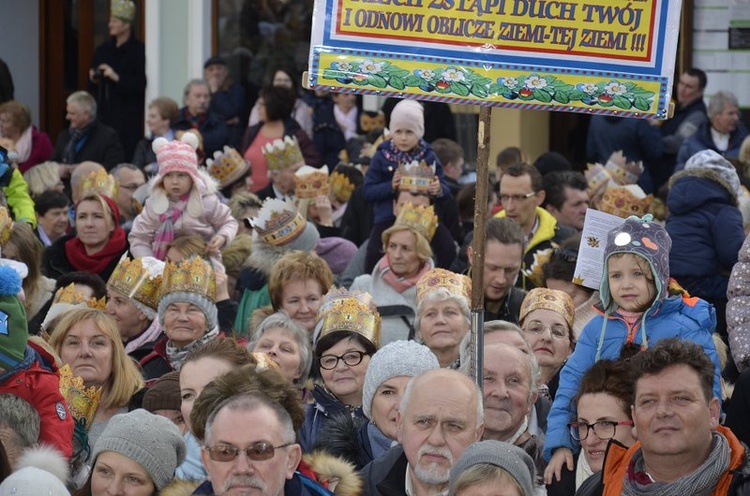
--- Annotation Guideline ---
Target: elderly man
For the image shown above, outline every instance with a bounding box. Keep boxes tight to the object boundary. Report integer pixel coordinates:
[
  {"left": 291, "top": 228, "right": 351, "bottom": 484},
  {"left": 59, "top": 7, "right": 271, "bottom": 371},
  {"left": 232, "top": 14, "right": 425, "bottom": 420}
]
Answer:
[
  {"left": 578, "top": 338, "right": 750, "bottom": 495},
  {"left": 483, "top": 341, "right": 545, "bottom": 474},
  {"left": 494, "top": 163, "right": 574, "bottom": 290},
  {"left": 676, "top": 90, "right": 749, "bottom": 170},
  {"left": 52, "top": 91, "right": 124, "bottom": 171},
  {"left": 173, "top": 79, "right": 230, "bottom": 157},
  {"left": 361, "top": 369, "right": 484, "bottom": 495}
]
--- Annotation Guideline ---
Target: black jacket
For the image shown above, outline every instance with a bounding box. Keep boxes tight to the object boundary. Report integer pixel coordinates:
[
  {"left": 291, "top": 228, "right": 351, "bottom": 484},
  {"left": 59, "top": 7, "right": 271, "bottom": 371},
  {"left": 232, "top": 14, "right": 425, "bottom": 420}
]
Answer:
[
  {"left": 360, "top": 445, "right": 409, "bottom": 496},
  {"left": 41, "top": 232, "right": 125, "bottom": 282},
  {"left": 52, "top": 120, "right": 125, "bottom": 171}
]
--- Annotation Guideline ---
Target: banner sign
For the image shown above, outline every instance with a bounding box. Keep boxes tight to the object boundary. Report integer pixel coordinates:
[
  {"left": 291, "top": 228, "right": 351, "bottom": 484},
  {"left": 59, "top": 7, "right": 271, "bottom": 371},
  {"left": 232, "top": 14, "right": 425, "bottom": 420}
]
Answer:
[{"left": 308, "top": 0, "right": 683, "bottom": 118}]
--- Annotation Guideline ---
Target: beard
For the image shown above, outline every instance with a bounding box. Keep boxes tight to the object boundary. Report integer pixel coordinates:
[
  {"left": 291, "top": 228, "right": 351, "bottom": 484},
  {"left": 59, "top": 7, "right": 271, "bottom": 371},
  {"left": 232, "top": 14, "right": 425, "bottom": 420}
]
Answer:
[
  {"left": 413, "top": 445, "right": 454, "bottom": 485},
  {"left": 220, "top": 475, "right": 267, "bottom": 494}
]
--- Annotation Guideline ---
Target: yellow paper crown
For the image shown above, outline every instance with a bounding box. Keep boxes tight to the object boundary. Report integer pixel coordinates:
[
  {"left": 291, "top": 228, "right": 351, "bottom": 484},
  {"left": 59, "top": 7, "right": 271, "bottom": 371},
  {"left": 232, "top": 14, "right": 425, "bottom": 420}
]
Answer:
[
  {"left": 519, "top": 287, "right": 575, "bottom": 330},
  {"left": 52, "top": 283, "right": 107, "bottom": 310},
  {"left": 599, "top": 186, "right": 654, "bottom": 219},
  {"left": 59, "top": 364, "right": 103, "bottom": 429},
  {"left": 161, "top": 257, "right": 216, "bottom": 302},
  {"left": 317, "top": 287, "right": 381, "bottom": 347},
  {"left": 330, "top": 171, "right": 356, "bottom": 203},
  {"left": 81, "top": 169, "right": 118, "bottom": 200},
  {"left": 398, "top": 160, "right": 436, "bottom": 195},
  {"left": 107, "top": 256, "right": 165, "bottom": 312},
  {"left": 416, "top": 268, "right": 471, "bottom": 302},
  {"left": 250, "top": 198, "right": 307, "bottom": 246},
  {"left": 394, "top": 202, "right": 438, "bottom": 241},
  {"left": 262, "top": 136, "right": 304, "bottom": 171},
  {"left": 604, "top": 151, "right": 644, "bottom": 185},
  {"left": 0, "top": 206, "right": 12, "bottom": 248},
  {"left": 206, "top": 146, "right": 249, "bottom": 188},
  {"left": 295, "top": 165, "right": 330, "bottom": 199},
  {"left": 111, "top": 0, "right": 135, "bottom": 22}
]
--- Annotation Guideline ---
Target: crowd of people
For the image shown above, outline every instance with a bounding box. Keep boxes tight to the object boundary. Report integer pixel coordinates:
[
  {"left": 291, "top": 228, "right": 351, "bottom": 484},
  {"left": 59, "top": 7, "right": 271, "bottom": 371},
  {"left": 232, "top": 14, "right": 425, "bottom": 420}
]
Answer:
[{"left": 1, "top": 0, "right": 750, "bottom": 494}]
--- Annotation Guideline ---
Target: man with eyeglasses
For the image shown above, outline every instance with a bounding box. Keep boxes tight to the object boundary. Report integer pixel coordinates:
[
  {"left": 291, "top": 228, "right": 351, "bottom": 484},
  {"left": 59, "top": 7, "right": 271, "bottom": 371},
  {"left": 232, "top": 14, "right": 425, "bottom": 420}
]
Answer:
[
  {"left": 577, "top": 338, "right": 750, "bottom": 495},
  {"left": 494, "top": 162, "right": 574, "bottom": 290},
  {"left": 111, "top": 162, "right": 145, "bottom": 229}
]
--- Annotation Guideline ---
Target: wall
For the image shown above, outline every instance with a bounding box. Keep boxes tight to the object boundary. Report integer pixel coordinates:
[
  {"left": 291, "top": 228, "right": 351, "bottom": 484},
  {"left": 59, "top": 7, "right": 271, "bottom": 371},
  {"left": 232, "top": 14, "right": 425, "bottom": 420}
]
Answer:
[{"left": 0, "top": 1, "right": 41, "bottom": 124}]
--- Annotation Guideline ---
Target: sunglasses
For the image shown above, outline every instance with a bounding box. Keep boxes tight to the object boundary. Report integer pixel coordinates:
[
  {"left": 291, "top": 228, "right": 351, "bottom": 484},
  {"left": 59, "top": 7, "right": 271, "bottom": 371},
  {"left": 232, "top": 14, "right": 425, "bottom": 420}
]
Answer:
[{"left": 203, "top": 442, "right": 293, "bottom": 462}]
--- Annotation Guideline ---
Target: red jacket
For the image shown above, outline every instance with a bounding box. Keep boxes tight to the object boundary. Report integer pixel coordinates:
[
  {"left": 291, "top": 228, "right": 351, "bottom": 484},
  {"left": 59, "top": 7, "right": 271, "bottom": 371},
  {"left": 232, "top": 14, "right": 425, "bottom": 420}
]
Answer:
[{"left": 0, "top": 341, "right": 74, "bottom": 458}]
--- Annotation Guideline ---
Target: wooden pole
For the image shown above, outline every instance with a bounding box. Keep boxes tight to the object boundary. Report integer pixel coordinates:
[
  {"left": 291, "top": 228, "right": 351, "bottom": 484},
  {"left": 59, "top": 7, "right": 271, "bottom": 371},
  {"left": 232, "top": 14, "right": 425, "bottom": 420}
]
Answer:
[{"left": 469, "top": 106, "right": 491, "bottom": 389}]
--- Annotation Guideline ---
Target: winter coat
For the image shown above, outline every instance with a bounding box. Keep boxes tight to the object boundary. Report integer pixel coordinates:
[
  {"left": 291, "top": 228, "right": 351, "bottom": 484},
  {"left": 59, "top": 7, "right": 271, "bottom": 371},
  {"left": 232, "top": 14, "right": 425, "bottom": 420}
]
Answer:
[
  {"left": 17, "top": 126, "right": 54, "bottom": 173},
  {"left": 4, "top": 168, "right": 38, "bottom": 226},
  {"left": 726, "top": 368, "right": 750, "bottom": 448},
  {"left": 313, "top": 99, "right": 359, "bottom": 167},
  {"left": 208, "top": 82, "right": 247, "bottom": 148},
  {"left": 666, "top": 168, "right": 745, "bottom": 300},
  {"left": 543, "top": 295, "right": 720, "bottom": 461},
  {"left": 360, "top": 445, "right": 409, "bottom": 496},
  {"left": 52, "top": 119, "right": 125, "bottom": 170},
  {"left": 0, "top": 342, "right": 74, "bottom": 458},
  {"left": 314, "top": 412, "right": 377, "bottom": 471},
  {"left": 676, "top": 121, "right": 750, "bottom": 171},
  {"left": 575, "top": 426, "right": 750, "bottom": 496},
  {"left": 727, "top": 234, "right": 750, "bottom": 372},
  {"left": 42, "top": 231, "right": 127, "bottom": 282},
  {"left": 300, "top": 385, "right": 367, "bottom": 454},
  {"left": 173, "top": 107, "right": 229, "bottom": 158}
]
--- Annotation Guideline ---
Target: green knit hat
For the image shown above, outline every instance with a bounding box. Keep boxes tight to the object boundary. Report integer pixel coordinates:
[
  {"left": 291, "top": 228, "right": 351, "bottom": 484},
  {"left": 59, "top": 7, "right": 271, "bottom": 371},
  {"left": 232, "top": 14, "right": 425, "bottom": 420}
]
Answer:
[{"left": 0, "top": 265, "right": 28, "bottom": 370}]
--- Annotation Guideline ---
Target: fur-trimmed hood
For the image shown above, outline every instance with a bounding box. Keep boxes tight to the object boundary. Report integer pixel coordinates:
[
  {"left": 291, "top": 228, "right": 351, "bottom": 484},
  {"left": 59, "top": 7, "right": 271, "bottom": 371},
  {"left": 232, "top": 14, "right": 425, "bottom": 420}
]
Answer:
[
  {"left": 303, "top": 451, "right": 363, "bottom": 496},
  {"left": 148, "top": 168, "right": 219, "bottom": 217},
  {"left": 669, "top": 165, "right": 739, "bottom": 206},
  {"left": 159, "top": 479, "right": 201, "bottom": 496}
]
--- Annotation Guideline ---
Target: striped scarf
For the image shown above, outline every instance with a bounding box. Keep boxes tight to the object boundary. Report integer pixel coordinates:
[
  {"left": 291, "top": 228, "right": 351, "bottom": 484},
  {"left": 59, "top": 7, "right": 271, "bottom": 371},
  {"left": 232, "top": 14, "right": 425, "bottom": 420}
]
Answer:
[{"left": 152, "top": 196, "right": 187, "bottom": 260}]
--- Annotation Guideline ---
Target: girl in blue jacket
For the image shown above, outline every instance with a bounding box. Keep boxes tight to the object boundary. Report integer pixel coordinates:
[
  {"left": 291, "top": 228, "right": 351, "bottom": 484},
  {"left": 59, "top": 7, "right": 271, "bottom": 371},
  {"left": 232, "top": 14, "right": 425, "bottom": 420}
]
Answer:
[{"left": 542, "top": 214, "right": 721, "bottom": 484}]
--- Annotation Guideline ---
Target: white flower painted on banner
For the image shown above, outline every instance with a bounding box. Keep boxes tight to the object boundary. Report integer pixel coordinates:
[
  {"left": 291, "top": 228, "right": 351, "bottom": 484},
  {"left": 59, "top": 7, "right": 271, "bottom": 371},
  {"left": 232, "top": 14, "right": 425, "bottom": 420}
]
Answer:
[
  {"left": 416, "top": 69, "right": 436, "bottom": 81},
  {"left": 604, "top": 81, "right": 628, "bottom": 95},
  {"left": 334, "top": 62, "right": 354, "bottom": 73},
  {"left": 500, "top": 77, "right": 518, "bottom": 88},
  {"left": 578, "top": 82, "right": 599, "bottom": 95},
  {"left": 524, "top": 75, "right": 547, "bottom": 89},
  {"left": 359, "top": 59, "right": 383, "bottom": 74},
  {"left": 442, "top": 68, "right": 466, "bottom": 83}
]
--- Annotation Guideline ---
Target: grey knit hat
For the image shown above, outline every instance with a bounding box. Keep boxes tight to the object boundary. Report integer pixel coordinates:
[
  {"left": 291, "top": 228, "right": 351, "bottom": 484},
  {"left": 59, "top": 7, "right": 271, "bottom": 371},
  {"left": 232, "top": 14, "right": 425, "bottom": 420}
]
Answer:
[
  {"left": 158, "top": 290, "right": 218, "bottom": 330},
  {"left": 449, "top": 440, "right": 536, "bottom": 496},
  {"left": 684, "top": 149, "right": 741, "bottom": 194},
  {"left": 362, "top": 340, "right": 439, "bottom": 419},
  {"left": 0, "top": 467, "right": 69, "bottom": 496},
  {"left": 92, "top": 409, "right": 186, "bottom": 490}
]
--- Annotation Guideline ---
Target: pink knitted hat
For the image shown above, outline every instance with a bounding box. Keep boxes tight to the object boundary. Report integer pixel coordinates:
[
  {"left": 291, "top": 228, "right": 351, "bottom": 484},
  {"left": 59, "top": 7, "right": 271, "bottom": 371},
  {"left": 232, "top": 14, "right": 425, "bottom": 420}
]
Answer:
[{"left": 153, "top": 133, "right": 202, "bottom": 188}]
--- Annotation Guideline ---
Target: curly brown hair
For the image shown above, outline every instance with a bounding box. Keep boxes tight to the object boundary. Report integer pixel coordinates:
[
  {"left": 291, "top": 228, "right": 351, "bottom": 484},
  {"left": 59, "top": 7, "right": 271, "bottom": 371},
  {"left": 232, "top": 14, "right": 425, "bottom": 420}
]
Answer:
[
  {"left": 267, "top": 251, "right": 334, "bottom": 311},
  {"left": 574, "top": 359, "right": 634, "bottom": 418}
]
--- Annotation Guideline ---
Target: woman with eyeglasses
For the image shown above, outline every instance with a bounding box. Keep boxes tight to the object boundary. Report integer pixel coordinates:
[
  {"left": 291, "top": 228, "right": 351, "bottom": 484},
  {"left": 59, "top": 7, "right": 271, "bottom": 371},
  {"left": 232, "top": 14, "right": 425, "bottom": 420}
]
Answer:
[
  {"left": 519, "top": 288, "right": 576, "bottom": 401},
  {"left": 299, "top": 288, "right": 380, "bottom": 453},
  {"left": 547, "top": 359, "right": 635, "bottom": 495}
]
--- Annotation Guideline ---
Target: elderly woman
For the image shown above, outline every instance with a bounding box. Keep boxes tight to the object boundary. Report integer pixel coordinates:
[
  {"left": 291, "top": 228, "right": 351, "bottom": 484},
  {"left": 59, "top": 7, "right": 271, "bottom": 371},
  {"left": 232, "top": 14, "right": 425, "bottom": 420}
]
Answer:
[
  {"left": 351, "top": 203, "right": 437, "bottom": 345},
  {"left": 73, "top": 409, "right": 185, "bottom": 496},
  {"left": 139, "top": 256, "right": 222, "bottom": 380},
  {"left": 43, "top": 193, "right": 128, "bottom": 282},
  {"left": 317, "top": 340, "right": 439, "bottom": 470},
  {"left": 519, "top": 288, "right": 576, "bottom": 401},
  {"left": 248, "top": 311, "right": 312, "bottom": 385},
  {"left": 414, "top": 267, "right": 472, "bottom": 369},
  {"left": 49, "top": 308, "right": 144, "bottom": 456},
  {"left": 546, "top": 360, "right": 635, "bottom": 494},
  {"left": 299, "top": 288, "right": 380, "bottom": 452},
  {"left": 0, "top": 100, "right": 53, "bottom": 172}
]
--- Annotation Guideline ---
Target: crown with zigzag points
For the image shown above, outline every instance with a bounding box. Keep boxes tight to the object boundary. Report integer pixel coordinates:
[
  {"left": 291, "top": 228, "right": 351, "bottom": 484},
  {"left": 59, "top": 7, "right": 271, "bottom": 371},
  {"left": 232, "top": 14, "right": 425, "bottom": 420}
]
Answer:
[
  {"left": 81, "top": 169, "right": 118, "bottom": 200},
  {"left": 107, "top": 256, "right": 165, "bottom": 312},
  {"left": 262, "top": 136, "right": 304, "bottom": 171},
  {"left": 295, "top": 165, "right": 330, "bottom": 199},
  {"left": 59, "top": 364, "right": 102, "bottom": 429},
  {"left": 317, "top": 287, "right": 380, "bottom": 347},
  {"left": 398, "top": 160, "right": 436, "bottom": 195},
  {"left": 207, "top": 146, "right": 249, "bottom": 188},
  {"left": 394, "top": 202, "right": 438, "bottom": 242},
  {"left": 160, "top": 257, "right": 216, "bottom": 302}
]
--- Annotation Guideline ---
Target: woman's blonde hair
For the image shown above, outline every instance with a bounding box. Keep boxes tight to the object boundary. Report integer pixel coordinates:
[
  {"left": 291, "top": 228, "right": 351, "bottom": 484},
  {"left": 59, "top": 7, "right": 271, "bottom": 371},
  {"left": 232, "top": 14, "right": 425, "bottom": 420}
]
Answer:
[
  {"left": 76, "top": 194, "right": 116, "bottom": 231},
  {"left": 6, "top": 223, "right": 45, "bottom": 317},
  {"left": 49, "top": 308, "right": 144, "bottom": 410},
  {"left": 381, "top": 225, "right": 433, "bottom": 262},
  {"left": 24, "top": 162, "right": 61, "bottom": 197}
]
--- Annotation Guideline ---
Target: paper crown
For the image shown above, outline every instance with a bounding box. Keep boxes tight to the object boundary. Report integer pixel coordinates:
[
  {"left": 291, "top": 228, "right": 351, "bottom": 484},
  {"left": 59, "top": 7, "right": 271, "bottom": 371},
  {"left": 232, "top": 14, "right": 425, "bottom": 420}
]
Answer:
[
  {"left": 0, "top": 206, "right": 12, "bottom": 248},
  {"left": 394, "top": 202, "right": 438, "bottom": 241},
  {"left": 330, "top": 171, "right": 356, "bottom": 203},
  {"left": 599, "top": 185, "right": 654, "bottom": 219},
  {"left": 398, "top": 160, "right": 436, "bottom": 195},
  {"left": 416, "top": 268, "right": 471, "bottom": 302},
  {"left": 519, "top": 287, "right": 575, "bottom": 330},
  {"left": 161, "top": 257, "right": 216, "bottom": 302},
  {"left": 206, "top": 146, "right": 249, "bottom": 188},
  {"left": 317, "top": 287, "right": 381, "bottom": 347},
  {"left": 262, "top": 136, "right": 304, "bottom": 171},
  {"left": 107, "top": 256, "right": 165, "bottom": 312},
  {"left": 81, "top": 169, "right": 118, "bottom": 200},
  {"left": 111, "top": 0, "right": 135, "bottom": 22},
  {"left": 53, "top": 284, "right": 107, "bottom": 310},
  {"left": 604, "top": 151, "right": 644, "bottom": 185},
  {"left": 249, "top": 198, "right": 307, "bottom": 246},
  {"left": 295, "top": 165, "right": 330, "bottom": 199},
  {"left": 59, "top": 364, "right": 102, "bottom": 429},
  {"left": 585, "top": 162, "right": 615, "bottom": 199}
]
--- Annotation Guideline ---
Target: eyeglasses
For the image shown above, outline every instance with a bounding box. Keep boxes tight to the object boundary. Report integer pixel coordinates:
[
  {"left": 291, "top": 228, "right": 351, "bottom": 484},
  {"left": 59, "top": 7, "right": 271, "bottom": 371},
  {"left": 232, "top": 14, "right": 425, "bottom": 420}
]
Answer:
[
  {"left": 319, "top": 350, "right": 368, "bottom": 370},
  {"left": 522, "top": 323, "right": 570, "bottom": 340},
  {"left": 203, "top": 442, "right": 293, "bottom": 462},
  {"left": 499, "top": 191, "right": 536, "bottom": 203},
  {"left": 568, "top": 420, "right": 634, "bottom": 441}
]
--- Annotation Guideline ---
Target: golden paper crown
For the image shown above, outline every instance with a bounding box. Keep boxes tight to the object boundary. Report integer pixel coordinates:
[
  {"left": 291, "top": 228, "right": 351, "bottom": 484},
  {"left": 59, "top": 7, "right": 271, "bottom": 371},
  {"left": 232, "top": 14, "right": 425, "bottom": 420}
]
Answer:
[
  {"left": 111, "top": 0, "right": 135, "bottom": 22},
  {"left": 416, "top": 268, "right": 471, "bottom": 302},
  {"left": 161, "top": 257, "right": 216, "bottom": 302},
  {"left": 398, "top": 160, "right": 436, "bottom": 195},
  {"left": 604, "top": 151, "right": 644, "bottom": 185},
  {"left": 330, "top": 171, "right": 356, "bottom": 203},
  {"left": 81, "top": 169, "right": 118, "bottom": 200},
  {"left": 394, "top": 202, "right": 438, "bottom": 241},
  {"left": 206, "top": 146, "right": 249, "bottom": 188},
  {"left": 585, "top": 162, "right": 614, "bottom": 200},
  {"left": 0, "top": 206, "right": 12, "bottom": 248},
  {"left": 522, "top": 248, "right": 554, "bottom": 290},
  {"left": 295, "top": 165, "right": 330, "bottom": 199},
  {"left": 317, "top": 288, "right": 380, "bottom": 347},
  {"left": 59, "top": 364, "right": 103, "bottom": 429},
  {"left": 599, "top": 186, "right": 654, "bottom": 219},
  {"left": 519, "top": 288, "right": 575, "bottom": 330},
  {"left": 107, "top": 256, "right": 165, "bottom": 312},
  {"left": 52, "top": 284, "right": 107, "bottom": 310},
  {"left": 262, "top": 136, "right": 304, "bottom": 171},
  {"left": 249, "top": 198, "right": 307, "bottom": 246}
]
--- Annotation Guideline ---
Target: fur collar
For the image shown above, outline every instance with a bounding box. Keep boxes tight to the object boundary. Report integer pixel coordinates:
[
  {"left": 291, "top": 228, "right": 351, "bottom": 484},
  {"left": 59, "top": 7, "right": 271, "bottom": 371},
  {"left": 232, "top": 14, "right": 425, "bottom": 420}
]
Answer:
[
  {"left": 304, "top": 451, "right": 363, "bottom": 496},
  {"left": 669, "top": 167, "right": 739, "bottom": 206}
]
